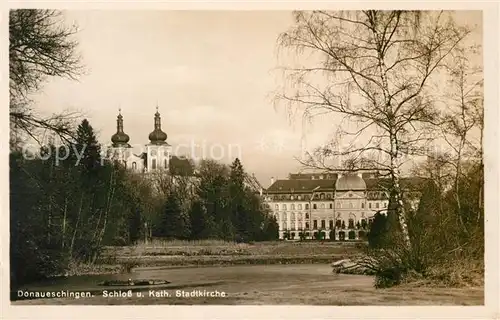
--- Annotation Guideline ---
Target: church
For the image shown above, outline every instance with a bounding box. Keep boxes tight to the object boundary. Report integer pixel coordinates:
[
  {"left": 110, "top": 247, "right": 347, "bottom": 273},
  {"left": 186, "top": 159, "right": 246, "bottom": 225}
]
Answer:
[
  {"left": 263, "top": 171, "right": 424, "bottom": 241},
  {"left": 107, "top": 107, "right": 194, "bottom": 176}
]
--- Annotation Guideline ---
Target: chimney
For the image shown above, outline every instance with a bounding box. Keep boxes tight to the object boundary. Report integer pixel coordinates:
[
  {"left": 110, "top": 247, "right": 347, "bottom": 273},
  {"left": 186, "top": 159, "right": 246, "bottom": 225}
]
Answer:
[
  {"left": 259, "top": 188, "right": 263, "bottom": 196},
  {"left": 270, "top": 177, "right": 275, "bottom": 185}
]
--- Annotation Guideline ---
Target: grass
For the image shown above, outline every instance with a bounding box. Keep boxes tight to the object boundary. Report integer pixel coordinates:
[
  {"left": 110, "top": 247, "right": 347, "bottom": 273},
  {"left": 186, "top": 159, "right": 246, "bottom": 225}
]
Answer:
[{"left": 98, "top": 240, "right": 363, "bottom": 269}]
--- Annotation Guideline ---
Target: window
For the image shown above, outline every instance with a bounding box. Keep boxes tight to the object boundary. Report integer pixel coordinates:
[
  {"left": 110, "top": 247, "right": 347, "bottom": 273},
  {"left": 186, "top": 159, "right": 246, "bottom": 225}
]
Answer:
[
  {"left": 298, "top": 195, "right": 302, "bottom": 200},
  {"left": 290, "top": 195, "right": 294, "bottom": 200},
  {"left": 336, "top": 220, "right": 342, "bottom": 228},
  {"left": 151, "top": 149, "right": 157, "bottom": 156},
  {"left": 298, "top": 204, "right": 303, "bottom": 210},
  {"left": 384, "top": 202, "right": 387, "bottom": 208},
  {"left": 361, "top": 203, "right": 364, "bottom": 209},
  {"left": 348, "top": 219, "right": 355, "bottom": 229},
  {"left": 164, "top": 159, "right": 168, "bottom": 168},
  {"left": 312, "top": 204, "right": 316, "bottom": 209},
  {"left": 132, "top": 162, "right": 137, "bottom": 170},
  {"left": 305, "top": 204, "right": 309, "bottom": 210},
  {"left": 376, "top": 202, "right": 379, "bottom": 209},
  {"left": 361, "top": 219, "right": 367, "bottom": 229},
  {"left": 275, "top": 204, "right": 279, "bottom": 210},
  {"left": 291, "top": 204, "right": 295, "bottom": 210},
  {"left": 313, "top": 220, "right": 318, "bottom": 229},
  {"left": 326, "top": 193, "right": 331, "bottom": 199},
  {"left": 320, "top": 193, "right": 325, "bottom": 199},
  {"left": 291, "top": 212, "right": 295, "bottom": 220},
  {"left": 305, "top": 222, "right": 310, "bottom": 229},
  {"left": 282, "top": 204, "right": 287, "bottom": 210},
  {"left": 329, "top": 203, "right": 333, "bottom": 209},
  {"left": 348, "top": 230, "right": 356, "bottom": 240},
  {"left": 321, "top": 220, "right": 326, "bottom": 229},
  {"left": 320, "top": 203, "right": 325, "bottom": 209},
  {"left": 152, "top": 159, "right": 157, "bottom": 169},
  {"left": 329, "top": 220, "right": 334, "bottom": 229},
  {"left": 369, "top": 203, "right": 372, "bottom": 209},
  {"left": 305, "top": 213, "right": 309, "bottom": 219},
  {"left": 349, "top": 202, "right": 353, "bottom": 209}
]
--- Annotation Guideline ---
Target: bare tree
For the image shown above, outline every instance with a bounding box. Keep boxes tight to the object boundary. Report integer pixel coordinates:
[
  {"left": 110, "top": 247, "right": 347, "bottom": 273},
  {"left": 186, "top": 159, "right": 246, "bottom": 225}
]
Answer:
[
  {"left": 9, "top": 9, "right": 83, "bottom": 147},
  {"left": 439, "top": 45, "right": 483, "bottom": 233},
  {"left": 275, "top": 10, "right": 471, "bottom": 247}
]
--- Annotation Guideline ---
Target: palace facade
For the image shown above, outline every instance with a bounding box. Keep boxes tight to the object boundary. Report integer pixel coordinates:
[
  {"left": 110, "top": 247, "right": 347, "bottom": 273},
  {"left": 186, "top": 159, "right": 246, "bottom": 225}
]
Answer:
[{"left": 263, "top": 172, "right": 424, "bottom": 240}]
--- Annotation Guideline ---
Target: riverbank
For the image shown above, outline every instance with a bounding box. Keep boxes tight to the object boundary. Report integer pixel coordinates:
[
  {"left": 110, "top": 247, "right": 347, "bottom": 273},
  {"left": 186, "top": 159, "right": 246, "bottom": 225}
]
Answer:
[{"left": 95, "top": 240, "right": 363, "bottom": 271}]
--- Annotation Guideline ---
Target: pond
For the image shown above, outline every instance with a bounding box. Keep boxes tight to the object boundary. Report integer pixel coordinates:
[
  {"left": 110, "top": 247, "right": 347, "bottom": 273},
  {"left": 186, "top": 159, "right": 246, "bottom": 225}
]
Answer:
[{"left": 13, "top": 264, "right": 375, "bottom": 305}]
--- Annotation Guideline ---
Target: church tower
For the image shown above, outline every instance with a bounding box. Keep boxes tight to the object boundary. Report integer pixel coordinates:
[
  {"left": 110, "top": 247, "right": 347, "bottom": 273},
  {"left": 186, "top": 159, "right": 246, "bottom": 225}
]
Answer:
[
  {"left": 109, "top": 109, "right": 132, "bottom": 167},
  {"left": 146, "top": 106, "right": 172, "bottom": 172}
]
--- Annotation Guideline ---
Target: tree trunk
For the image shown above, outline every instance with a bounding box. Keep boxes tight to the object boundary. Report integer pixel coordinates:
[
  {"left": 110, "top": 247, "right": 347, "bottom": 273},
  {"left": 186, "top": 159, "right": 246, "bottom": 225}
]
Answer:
[
  {"left": 389, "top": 132, "right": 411, "bottom": 248},
  {"left": 92, "top": 168, "right": 115, "bottom": 263},
  {"left": 62, "top": 196, "right": 68, "bottom": 249},
  {"left": 69, "top": 194, "right": 84, "bottom": 259}
]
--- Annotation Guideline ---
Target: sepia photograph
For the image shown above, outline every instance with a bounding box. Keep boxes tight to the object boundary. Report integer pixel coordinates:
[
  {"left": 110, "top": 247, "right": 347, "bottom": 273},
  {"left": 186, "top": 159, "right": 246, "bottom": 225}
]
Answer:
[{"left": 4, "top": 4, "right": 496, "bottom": 313}]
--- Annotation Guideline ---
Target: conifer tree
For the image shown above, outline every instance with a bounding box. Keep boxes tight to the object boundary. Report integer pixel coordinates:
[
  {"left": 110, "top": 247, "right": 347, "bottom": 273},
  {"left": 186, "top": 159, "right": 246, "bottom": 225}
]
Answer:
[{"left": 73, "top": 119, "right": 101, "bottom": 172}]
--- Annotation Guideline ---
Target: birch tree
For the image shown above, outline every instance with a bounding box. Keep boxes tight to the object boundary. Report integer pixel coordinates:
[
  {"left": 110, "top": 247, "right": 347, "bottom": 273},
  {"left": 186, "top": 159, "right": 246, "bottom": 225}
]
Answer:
[
  {"left": 275, "top": 10, "right": 471, "bottom": 247},
  {"left": 440, "top": 45, "right": 483, "bottom": 234}
]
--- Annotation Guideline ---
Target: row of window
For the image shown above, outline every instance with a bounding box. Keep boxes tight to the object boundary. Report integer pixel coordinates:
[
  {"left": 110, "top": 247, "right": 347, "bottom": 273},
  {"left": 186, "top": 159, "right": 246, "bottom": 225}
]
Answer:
[
  {"left": 150, "top": 158, "right": 168, "bottom": 170},
  {"left": 269, "top": 191, "right": 421, "bottom": 201},
  {"left": 117, "top": 158, "right": 169, "bottom": 170},
  {"left": 112, "top": 150, "right": 171, "bottom": 158},
  {"left": 278, "top": 218, "right": 370, "bottom": 230},
  {"left": 149, "top": 149, "right": 170, "bottom": 157},
  {"left": 268, "top": 193, "right": 334, "bottom": 201},
  {"left": 273, "top": 201, "right": 388, "bottom": 211},
  {"left": 276, "top": 212, "right": 311, "bottom": 220}
]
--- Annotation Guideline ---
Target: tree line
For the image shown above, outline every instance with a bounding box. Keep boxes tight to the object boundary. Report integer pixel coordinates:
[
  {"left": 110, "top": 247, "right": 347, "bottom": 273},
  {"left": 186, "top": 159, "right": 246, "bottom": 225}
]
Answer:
[
  {"left": 8, "top": 9, "right": 278, "bottom": 286},
  {"left": 10, "top": 119, "right": 278, "bottom": 286}
]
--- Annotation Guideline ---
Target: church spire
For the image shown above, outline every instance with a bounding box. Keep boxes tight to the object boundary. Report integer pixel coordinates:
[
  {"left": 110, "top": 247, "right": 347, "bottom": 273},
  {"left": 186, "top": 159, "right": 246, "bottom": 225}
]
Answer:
[
  {"left": 154, "top": 105, "right": 161, "bottom": 129},
  {"left": 117, "top": 108, "right": 124, "bottom": 132},
  {"left": 148, "top": 105, "right": 168, "bottom": 145},
  {"left": 111, "top": 108, "right": 130, "bottom": 147}
]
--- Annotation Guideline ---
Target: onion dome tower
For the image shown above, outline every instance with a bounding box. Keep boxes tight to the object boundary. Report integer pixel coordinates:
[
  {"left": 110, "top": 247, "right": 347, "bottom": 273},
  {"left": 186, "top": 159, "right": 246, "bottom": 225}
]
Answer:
[
  {"left": 148, "top": 106, "right": 168, "bottom": 145},
  {"left": 111, "top": 108, "right": 131, "bottom": 148},
  {"left": 146, "top": 105, "right": 172, "bottom": 172}
]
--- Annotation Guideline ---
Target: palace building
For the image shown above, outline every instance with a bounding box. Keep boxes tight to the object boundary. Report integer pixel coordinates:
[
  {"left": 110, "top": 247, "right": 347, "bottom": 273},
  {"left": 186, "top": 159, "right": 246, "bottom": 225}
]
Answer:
[
  {"left": 263, "top": 171, "right": 424, "bottom": 240},
  {"left": 107, "top": 107, "right": 194, "bottom": 176}
]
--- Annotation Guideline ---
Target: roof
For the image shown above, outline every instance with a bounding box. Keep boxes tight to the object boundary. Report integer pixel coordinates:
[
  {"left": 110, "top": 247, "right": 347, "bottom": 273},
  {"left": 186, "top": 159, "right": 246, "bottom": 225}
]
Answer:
[
  {"left": 288, "top": 173, "right": 339, "bottom": 180},
  {"left": 169, "top": 156, "right": 195, "bottom": 176},
  {"left": 365, "top": 177, "right": 428, "bottom": 190},
  {"left": 266, "top": 179, "right": 335, "bottom": 193},
  {"left": 265, "top": 176, "right": 427, "bottom": 194}
]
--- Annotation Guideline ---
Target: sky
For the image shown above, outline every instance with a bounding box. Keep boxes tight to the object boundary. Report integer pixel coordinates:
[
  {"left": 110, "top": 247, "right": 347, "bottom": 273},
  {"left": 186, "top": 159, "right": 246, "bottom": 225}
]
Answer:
[{"left": 31, "top": 10, "right": 483, "bottom": 187}]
